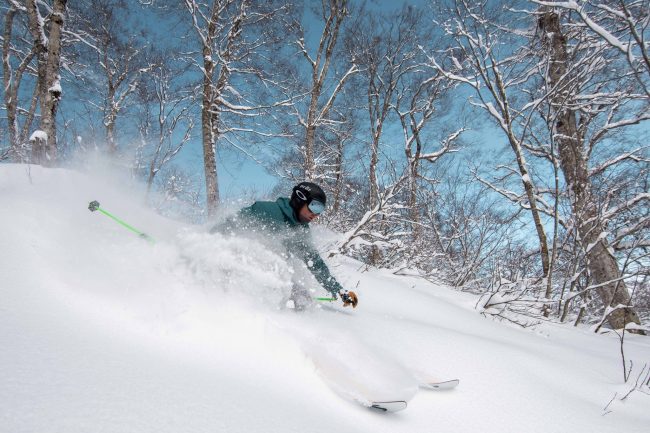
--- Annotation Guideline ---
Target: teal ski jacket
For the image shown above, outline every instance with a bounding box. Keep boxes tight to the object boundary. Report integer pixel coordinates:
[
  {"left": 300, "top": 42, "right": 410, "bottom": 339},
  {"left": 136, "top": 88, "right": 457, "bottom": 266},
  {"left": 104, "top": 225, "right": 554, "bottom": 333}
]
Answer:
[{"left": 217, "top": 197, "right": 344, "bottom": 297}]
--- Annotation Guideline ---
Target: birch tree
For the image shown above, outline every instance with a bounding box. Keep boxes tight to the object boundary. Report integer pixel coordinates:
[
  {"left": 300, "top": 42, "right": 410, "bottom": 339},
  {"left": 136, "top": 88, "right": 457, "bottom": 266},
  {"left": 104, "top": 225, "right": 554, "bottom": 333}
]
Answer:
[
  {"left": 342, "top": 7, "right": 418, "bottom": 264},
  {"left": 537, "top": 8, "right": 645, "bottom": 330},
  {"left": 134, "top": 57, "right": 195, "bottom": 197},
  {"left": 394, "top": 71, "right": 463, "bottom": 240},
  {"left": 25, "top": 0, "right": 67, "bottom": 165},
  {"left": 327, "top": 5, "right": 463, "bottom": 267},
  {"left": 291, "top": 0, "right": 359, "bottom": 181},
  {"left": 424, "top": 0, "right": 553, "bottom": 279},
  {"left": 352, "top": 7, "right": 421, "bottom": 209},
  {"left": 2, "top": 1, "right": 39, "bottom": 161},
  {"left": 69, "top": 0, "right": 152, "bottom": 155},
  {"left": 184, "top": 0, "right": 292, "bottom": 217},
  {"left": 533, "top": 0, "right": 650, "bottom": 98}
]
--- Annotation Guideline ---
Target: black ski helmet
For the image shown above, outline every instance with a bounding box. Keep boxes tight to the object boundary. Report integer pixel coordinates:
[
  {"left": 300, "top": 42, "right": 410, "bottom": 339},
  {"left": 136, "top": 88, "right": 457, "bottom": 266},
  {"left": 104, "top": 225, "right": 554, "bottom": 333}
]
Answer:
[{"left": 290, "top": 181, "right": 327, "bottom": 213}]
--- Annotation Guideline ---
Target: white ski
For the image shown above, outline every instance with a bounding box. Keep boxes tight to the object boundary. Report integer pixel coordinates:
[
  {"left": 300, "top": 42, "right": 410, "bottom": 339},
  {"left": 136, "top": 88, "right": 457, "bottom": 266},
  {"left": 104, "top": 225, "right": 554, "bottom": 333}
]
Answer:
[
  {"left": 370, "top": 401, "right": 408, "bottom": 412},
  {"left": 410, "top": 369, "right": 460, "bottom": 390},
  {"left": 419, "top": 379, "right": 460, "bottom": 390},
  {"left": 303, "top": 342, "right": 417, "bottom": 413},
  {"left": 312, "top": 360, "right": 413, "bottom": 412}
]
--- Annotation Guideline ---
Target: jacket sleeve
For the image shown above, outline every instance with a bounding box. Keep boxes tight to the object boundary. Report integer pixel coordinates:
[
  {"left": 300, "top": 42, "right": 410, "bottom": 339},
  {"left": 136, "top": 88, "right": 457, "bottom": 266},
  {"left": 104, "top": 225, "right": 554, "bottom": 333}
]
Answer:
[
  {"left": 288, "top": 232, "right": 344, "bottom": 296},
  {"left": 304, "top": 247, "right": 344, "bottom": 296}
]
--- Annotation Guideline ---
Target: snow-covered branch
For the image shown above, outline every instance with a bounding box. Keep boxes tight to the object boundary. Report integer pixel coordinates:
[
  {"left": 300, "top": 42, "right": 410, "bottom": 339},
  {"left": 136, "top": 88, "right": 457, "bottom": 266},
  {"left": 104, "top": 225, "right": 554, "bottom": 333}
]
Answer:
[{"left": 589, "top": 147, "right": 649, "bottom": 177}]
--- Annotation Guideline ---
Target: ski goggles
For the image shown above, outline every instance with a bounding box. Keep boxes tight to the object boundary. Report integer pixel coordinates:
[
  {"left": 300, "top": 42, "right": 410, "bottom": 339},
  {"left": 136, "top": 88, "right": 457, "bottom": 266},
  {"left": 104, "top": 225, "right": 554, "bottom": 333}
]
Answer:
[{"left": 308, "top": 200, "right": 326, "bottom": 215}]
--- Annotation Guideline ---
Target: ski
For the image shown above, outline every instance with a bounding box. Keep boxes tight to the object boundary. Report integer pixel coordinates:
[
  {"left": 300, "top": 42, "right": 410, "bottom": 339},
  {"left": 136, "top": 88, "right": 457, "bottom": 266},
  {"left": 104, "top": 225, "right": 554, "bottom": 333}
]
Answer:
[
  {"left": 305, "top": 348, "right": 417, "bottom": 413},
  {"left": 419, "top": 379, "right": 460, "bottom": 390},
  {"left": 370, "top": 400, "right": 408, "bottom": 412}
]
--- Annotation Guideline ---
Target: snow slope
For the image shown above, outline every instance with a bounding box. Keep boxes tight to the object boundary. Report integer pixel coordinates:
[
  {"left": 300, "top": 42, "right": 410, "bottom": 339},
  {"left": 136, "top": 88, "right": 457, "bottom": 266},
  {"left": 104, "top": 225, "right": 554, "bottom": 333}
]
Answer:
[{"left": 1, "top": 164, "right": 649, "bottom": 433}]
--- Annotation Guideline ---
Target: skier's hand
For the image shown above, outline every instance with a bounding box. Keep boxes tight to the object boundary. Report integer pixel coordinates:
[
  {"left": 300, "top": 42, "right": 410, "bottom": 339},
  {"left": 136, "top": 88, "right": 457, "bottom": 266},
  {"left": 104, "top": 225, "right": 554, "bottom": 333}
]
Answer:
[{"left": 340, "top": 290, "right": 358, "bottom": 308}]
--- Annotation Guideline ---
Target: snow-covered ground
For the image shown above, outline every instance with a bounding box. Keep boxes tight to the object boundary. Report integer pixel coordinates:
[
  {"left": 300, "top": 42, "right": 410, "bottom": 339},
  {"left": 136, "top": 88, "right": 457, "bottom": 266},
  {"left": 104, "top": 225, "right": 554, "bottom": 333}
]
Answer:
[{"left": 1, "top": 163, "right": 648, "bottom": 433}]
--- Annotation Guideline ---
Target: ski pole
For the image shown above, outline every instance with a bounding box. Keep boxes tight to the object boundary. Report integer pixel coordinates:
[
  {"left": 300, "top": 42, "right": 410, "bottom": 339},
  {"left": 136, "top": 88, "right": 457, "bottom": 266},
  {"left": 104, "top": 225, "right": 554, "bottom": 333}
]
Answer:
[
  {"left": 316, "top": 297, "right": 336, "bottom": 302},
  {"left": 88, "top": 200, "right": 155, "bottom": 243}
]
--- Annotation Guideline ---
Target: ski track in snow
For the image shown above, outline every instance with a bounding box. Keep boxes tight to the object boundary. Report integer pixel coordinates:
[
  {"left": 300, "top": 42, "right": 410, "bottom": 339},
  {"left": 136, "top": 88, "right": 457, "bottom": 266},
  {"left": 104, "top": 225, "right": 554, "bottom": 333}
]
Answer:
[{"left": 1, "top": 164, "right": 649, "bottom": 433}]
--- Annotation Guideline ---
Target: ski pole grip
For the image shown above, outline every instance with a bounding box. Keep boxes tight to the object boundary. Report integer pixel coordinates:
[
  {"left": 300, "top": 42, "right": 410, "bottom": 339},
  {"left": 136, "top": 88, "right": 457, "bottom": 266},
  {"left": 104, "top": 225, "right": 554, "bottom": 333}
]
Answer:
[{"left": 88, "top": 200, "right": 100, "bottom": 212}]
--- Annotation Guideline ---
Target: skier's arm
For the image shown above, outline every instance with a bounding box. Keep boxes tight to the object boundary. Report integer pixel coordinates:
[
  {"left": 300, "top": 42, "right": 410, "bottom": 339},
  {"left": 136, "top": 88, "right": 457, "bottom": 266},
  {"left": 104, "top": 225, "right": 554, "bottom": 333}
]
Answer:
[
  {"left": 303, "top": 246, "right": 344, "bottom": 297},
  {"left": 286, "top": 231, "right": 343, "bottom": 296},
  {"left": 302, "top": 242, "right": 358, "bottom": 307}
]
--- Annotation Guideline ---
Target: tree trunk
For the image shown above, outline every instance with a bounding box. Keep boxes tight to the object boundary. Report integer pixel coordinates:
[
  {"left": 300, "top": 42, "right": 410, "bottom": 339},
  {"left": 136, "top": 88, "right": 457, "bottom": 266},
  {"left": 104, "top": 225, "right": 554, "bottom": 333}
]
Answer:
[
  {"left": 491, "top": 66, "right": 551, "bottom": 279},
  {"left": 304, "top": 127, "right": 315, "bottom": 180},
  {"left": 368, "top": 130, "right": 381, "bottom": 266},
  {"left": 507, "top": 128, "right": 551, "bottom": 278},
  {"left": 197, "top": 0, "right": 245, "bottom": 218},
  {"left": 332, "top": 137, "right": 345, "bottom": 213},
  {"left": 26, "top": 0, "right": 67, "bottom": 166},
  {"left": 41, "top": 0, "right": 66, "bottom": 165},
  {"left": 202, "top": 50, "right": 219, "bottom": 218},
  {"left": 408, "top": 156, "right": 419, "bottom": 239},
  {"left": 106, "top": 113, "right": 117, "bottom": 154},
  {"left": 304, "top": 88, "right": 320, "bottom": 180},
  {"left": 538, "top": 11, "right": 641, "bottom": 330},
  {"left": 3, "top": 7, "right": 19, "bottom": 157},
  {"left": 106, "top": 71, "right": 118, "bottom": 154},
  {"left": 369, "top": 133, "right": 379, "bottom": 208},
  {"left": 301, "top": 0, "right": 348, "bottom": 181},
  {"left": 21, "top": 86, "right": 39, "bottom": 147}
]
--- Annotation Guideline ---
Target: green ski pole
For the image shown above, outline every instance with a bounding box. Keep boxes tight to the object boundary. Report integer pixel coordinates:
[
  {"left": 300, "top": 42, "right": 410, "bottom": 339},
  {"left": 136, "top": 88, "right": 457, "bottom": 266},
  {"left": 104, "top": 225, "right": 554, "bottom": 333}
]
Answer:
[
  {"left": 316, "top": 297, "right": 336, "bottom": 302},
  {"left": 88, "top": 200, "right": 155, "bottom": 243}
]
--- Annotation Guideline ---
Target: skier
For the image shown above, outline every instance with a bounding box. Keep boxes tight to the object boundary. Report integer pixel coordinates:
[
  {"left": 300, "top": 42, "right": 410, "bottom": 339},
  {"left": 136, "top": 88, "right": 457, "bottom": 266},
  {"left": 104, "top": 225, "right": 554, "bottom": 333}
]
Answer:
[{"left": 213, "top": 181, "right": 358, "bottom": 310}]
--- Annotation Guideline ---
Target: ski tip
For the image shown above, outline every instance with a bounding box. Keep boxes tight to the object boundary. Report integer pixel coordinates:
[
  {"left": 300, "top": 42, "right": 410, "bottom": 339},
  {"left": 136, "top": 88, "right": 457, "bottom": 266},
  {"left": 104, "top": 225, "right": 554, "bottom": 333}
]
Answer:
[
  {"left": 370, "top": 400, "right": 408, "bottom": 412},
  {"left": 420, "top": 379, "right": 460, "bottom": 391}
]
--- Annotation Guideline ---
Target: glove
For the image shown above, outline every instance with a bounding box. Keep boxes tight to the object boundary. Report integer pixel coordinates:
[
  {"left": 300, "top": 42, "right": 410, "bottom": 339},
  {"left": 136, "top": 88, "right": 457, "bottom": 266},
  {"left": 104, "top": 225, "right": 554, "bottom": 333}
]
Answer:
[{"left": 340, "top": 290, "right": 358, "bottom": 308}]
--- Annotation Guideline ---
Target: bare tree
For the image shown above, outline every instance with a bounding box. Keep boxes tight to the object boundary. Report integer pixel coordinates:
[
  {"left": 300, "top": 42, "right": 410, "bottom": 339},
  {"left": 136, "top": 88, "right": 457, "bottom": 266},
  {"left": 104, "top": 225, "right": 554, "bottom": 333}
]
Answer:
[
  {"left": 304, "top": 5, "right": 458, "bottom": 269},
  {"left": 395, "top": 74, "right": 463, "bottom": 239},
  {"left": 338, "top": 175, "right": 409, "bottom": 252},
  {"left": 330, "top": 117, "right": 354, "bottom": 214},
  {"left": 25, "top": 0, "right": 67, "bottom": 165},
  {"left": 537, "top": 9, "right": 645, "bottom": 330},
  {"left": 291, "top": 0, "right": 359, "bottom": 181},
  {"left": 424, "top": 0, "right": 553, "bottom": 280},
  {"left": 421, "top": 1, "right": 648, "bottom": 329},
  {"left": 134, "top": 56, "right": 195, "bottom": 197},
  {"left": 2, "top": 1, "right": 38, "bottom": 161},
  {"left": 533, "top": 0, "right": 650, "bottom": 98},
  {"left": 351, "top": 7, "right": 421, "bottom": 209},
  {"left": 184, "top": 0, "right": 292, "bottom": 217},
  {"left": 68, "top": 0, "right": 152, "bottom": 156},
  {"left": 186, "top": 0, "right": 232, "bottom": 215}
]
